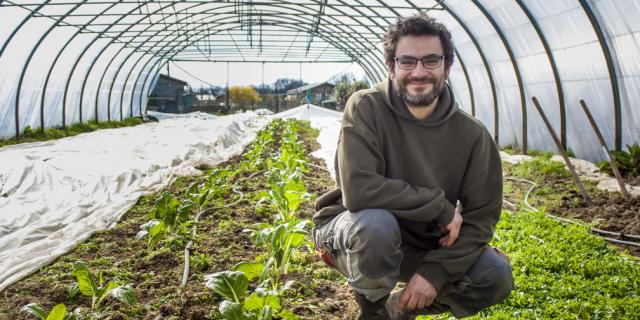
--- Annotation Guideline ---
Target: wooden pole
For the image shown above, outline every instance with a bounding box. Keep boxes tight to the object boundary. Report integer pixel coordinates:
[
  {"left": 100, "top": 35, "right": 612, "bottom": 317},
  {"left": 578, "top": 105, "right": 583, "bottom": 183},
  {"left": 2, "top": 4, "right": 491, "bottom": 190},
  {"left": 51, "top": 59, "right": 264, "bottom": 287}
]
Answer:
[
  {"left": 531, "top": 96, "right": 592, "bottom": 204},
  {"left": 579, "top": 99, "right": 630, "bottom": 198}
]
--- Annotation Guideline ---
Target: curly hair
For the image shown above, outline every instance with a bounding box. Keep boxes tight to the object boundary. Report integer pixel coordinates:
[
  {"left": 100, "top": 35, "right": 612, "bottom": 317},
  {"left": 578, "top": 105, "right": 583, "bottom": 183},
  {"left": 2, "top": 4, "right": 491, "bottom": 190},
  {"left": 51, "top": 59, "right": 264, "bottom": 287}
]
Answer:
[{"left": 383, "top": 13, "right": 455, "bottom": 72}]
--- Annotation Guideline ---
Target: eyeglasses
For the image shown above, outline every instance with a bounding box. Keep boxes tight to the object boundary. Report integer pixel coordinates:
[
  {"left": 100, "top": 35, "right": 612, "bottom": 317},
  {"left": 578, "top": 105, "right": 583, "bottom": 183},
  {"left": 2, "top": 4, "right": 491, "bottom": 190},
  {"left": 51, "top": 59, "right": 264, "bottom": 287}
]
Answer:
[{"left": 394, "top": 54, "right": 444, "bottom": 70}]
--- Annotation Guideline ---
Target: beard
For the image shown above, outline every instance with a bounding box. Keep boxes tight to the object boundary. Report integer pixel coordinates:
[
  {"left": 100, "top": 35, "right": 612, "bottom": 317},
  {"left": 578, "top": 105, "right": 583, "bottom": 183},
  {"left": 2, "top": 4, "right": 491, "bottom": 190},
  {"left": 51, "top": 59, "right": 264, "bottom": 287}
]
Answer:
[{"left": 394, "top": 75, "right": 445, "bottom": 107}]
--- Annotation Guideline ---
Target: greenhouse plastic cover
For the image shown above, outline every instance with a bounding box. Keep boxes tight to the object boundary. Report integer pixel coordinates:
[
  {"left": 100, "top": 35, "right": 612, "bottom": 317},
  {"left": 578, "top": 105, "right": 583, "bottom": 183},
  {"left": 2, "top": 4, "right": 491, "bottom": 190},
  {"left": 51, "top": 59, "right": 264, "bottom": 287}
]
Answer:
[
  {"left": 2, "top": 0, "right": 640, "bottom": 163},
  {"left": 0, "top": 111, "right": 270, "bottom": 291}
]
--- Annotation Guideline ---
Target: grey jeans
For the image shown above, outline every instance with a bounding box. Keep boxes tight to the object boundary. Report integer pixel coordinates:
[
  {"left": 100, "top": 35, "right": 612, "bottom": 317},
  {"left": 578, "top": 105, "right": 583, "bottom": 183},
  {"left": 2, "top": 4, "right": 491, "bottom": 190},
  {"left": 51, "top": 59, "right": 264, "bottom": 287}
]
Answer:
[{"left": 312, "top": 208, "right": 514, "bottom": 318}]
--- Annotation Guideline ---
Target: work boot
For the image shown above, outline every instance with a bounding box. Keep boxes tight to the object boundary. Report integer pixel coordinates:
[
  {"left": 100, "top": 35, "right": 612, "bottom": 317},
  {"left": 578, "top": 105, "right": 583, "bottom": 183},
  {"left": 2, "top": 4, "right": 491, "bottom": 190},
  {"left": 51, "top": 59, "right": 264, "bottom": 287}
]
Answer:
[
  {"left": 385, "top": 289, "right": 449, "bottom": 320},
  {"left": 385, "top": 290, "right": 407, "bottom": 320},
  {"left": 354, "top": 292, "right": 391, "bottom": 320}
]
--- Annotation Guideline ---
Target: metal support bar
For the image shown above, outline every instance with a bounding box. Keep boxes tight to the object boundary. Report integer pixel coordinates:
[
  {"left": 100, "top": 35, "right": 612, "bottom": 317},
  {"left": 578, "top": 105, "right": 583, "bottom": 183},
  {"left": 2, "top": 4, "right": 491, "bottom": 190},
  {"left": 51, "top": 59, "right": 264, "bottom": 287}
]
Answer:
[
  {"left": 1, "top": 1, "right": 47, "bottom": 141},
  {"left": 532, "top": 96, "right": 591, "bottom": 205},
  {"left": 516, "top": 0, "right": 567, "bottom": 150},
  {"left": 437, "top": 3, "right": 499, "bottom": 144},
  {"left": 473, "top": 0, "right": 527, "bottom": 153},
  {"left": 454, "top": 48, "right": 474, "bottom": 116},
  {"left": 579, "top": 0, "right": 622, "bottom": 151}
]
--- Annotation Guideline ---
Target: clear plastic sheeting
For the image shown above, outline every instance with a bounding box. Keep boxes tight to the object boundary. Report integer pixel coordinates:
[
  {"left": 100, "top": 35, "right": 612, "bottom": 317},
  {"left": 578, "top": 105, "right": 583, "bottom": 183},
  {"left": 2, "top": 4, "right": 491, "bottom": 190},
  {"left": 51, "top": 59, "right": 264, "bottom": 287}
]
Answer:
[
  {"left": 0, "top": 111, "right": 269, "bottom": 291},
  {"left": 1, "top": 0, "right": 640, "bottom": 160}
]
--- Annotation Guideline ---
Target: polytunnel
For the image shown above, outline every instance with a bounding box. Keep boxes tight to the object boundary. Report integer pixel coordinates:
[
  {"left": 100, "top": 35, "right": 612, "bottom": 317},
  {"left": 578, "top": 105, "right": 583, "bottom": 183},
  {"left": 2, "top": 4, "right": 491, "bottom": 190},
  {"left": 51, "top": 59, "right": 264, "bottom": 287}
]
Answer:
[
  {"left": 1, "top": 0, "right": 640, "bottom": 162},
  {"left": 2, "top": 1, "right": 640, "bottom": 318}
]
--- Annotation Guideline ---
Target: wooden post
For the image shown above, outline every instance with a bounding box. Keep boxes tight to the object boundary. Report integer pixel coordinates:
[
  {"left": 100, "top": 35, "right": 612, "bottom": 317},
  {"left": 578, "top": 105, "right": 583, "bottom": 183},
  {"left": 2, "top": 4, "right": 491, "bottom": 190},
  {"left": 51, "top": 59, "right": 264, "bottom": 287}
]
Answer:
[
  {"left": 579, "top": 99, "right": 630, "bottom": 198},
  {"left": 531, "top": 96, "right": 592, "bottom": 205}
]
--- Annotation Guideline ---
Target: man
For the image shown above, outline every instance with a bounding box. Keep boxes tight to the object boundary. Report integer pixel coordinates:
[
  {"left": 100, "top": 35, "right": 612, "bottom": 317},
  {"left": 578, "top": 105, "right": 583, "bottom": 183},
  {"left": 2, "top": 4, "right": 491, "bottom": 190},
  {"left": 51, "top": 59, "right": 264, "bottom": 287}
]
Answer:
[{"left": 312, "top": 13, "right": 513, "bottom": 319}]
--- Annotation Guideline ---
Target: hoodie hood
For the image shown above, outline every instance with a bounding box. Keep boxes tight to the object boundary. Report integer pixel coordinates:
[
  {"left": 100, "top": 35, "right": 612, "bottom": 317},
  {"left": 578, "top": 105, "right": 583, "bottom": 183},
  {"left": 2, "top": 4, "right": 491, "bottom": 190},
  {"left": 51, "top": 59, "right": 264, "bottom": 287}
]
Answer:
[{"left": 374, "top": 78, "right": 458, "bottom": 126}]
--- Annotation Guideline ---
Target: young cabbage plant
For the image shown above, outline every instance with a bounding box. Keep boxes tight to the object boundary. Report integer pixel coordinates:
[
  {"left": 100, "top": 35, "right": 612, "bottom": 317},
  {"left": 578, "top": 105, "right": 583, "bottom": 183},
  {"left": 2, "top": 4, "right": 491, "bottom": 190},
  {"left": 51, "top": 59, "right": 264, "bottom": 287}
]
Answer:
[
  {"left": 258, "top": 168, "right": 311, "bottom": 223},
  {"left": 204, "top": 270, "right": 298, "bottom": 320},
  {"left": 187, "top": 183, "right": 212, "bottom": 214},
  {"left": 250, "top": 220, "right": 311, "bottom": 283},
  {"left": 598, "top": 143, "right": 640, "bottom": 178},
  {"left": 72, "top": 262, "right": 136, "bottom": 310},
  {"left": 136, "top": 191, "right": 193, "bottom": 249},
  {"left": 204, "top": 166, "right": 238, "bottom": 200},
  {"left": 21, "top": 303, "right": 76, "bottom": 320}
]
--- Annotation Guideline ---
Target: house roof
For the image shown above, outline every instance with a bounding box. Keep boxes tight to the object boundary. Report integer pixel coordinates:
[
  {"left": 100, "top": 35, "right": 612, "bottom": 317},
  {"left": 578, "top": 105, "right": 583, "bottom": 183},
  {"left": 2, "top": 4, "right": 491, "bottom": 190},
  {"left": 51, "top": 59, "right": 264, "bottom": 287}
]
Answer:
[
  {"left": 287, "top": 82, "right": 335, "bottom": 94},
  {"left": 158, "top": 74, "right": 188, "bottom": 86}
]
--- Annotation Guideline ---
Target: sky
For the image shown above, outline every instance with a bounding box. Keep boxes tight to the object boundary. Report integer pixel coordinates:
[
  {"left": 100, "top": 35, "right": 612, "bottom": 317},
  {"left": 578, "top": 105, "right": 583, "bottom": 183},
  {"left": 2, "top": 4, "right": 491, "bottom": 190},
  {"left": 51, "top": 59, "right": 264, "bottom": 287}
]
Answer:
[{"left": 166, "top": 60, "right": 367, "bottom": 89}]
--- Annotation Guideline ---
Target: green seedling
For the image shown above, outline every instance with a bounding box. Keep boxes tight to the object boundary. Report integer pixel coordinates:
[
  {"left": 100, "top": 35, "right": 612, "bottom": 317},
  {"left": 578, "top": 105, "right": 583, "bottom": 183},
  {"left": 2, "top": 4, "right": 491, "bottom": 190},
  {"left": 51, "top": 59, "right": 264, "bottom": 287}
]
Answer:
[
  {"left": 598, "top": 143, "right": 640, "bottom": 178},
  {"left": 250, "top": 220, "right": 311, "bottom": 286},
  {"left": 72, "top": 262, "right": 136, "bottom": 310},
  {"left": 137, "top": 191, "right": 192, "bottom": 249},
  {"left": 205, "top": 270, "right": 298, "bottom": 320},
  {"left": 21, "top": 303, "right": 76, "bottom": 320}
]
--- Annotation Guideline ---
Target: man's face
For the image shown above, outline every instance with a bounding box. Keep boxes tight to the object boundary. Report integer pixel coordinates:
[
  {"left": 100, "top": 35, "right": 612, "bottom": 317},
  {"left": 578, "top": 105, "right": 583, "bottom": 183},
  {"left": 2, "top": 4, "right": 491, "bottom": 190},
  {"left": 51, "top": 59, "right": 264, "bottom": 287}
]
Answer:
[{"left": 389, "top": 35, "right": 447, "bottom": 108}]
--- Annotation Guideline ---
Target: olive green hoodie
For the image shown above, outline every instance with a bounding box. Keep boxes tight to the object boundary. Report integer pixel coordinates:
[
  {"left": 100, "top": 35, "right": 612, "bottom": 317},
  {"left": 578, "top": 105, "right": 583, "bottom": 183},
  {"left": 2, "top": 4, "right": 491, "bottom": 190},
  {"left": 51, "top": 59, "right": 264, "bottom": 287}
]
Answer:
[{"left": 314, "top": 79, "right": 503, "bottom": 291}]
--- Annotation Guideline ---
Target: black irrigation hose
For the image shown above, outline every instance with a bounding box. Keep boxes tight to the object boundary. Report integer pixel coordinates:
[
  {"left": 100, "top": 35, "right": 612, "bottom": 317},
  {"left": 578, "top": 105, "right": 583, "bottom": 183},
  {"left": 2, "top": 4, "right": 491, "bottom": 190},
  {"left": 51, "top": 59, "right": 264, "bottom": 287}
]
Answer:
[
  {"left": 504, "top": 177, "right": 640, "bottom": 248},
  {"left": 181, "top": 184, "right": 245, "bottom": 287}
]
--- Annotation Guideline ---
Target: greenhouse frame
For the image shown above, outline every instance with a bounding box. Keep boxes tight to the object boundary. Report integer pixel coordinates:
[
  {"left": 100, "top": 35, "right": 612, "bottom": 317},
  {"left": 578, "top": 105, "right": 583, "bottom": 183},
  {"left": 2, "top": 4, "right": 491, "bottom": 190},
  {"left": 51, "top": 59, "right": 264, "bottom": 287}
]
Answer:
[{"left": 1, "top": 0, "right": 639, "bottom": 162}]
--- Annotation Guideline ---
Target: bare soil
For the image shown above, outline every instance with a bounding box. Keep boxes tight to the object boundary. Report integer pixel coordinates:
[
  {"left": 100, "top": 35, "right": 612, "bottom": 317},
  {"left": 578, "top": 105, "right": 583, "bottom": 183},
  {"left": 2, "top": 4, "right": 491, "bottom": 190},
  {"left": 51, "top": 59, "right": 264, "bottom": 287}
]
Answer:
[
  {"left": 0, "top": 123, "right": 358, "bottom": 319},
  {"left": 505, "top": 170, "right": 640, "bottom": 257}
]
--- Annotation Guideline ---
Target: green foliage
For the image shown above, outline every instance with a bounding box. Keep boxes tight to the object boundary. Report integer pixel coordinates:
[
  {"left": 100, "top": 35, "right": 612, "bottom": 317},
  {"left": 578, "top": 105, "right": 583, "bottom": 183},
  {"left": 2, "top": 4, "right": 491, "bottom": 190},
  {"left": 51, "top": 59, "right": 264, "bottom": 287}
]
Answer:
[
  {"left": 203, "top": 166, "right": 238, "bottom": 201},
  {"left": 206, "top": 119, "right": 314, "bottom": 319},
  {"left": 482, "top": 210, "right": 639, "bottom": 319},
  {"left": 241, "top": 120, "right": 283, "bottom": 171},
  {"left": 258, "top": 168, "right": 311, "bottom": 223},
  {"left": 511, "top": 154, "right": 570, "bottom": 180},
  {"left": 191, "top": 252, "right": 213, "bottom": 271},
  {"left": 423, "top": 209, "right": 640, "bottom": 320},
  {"left": 136, "top": 191, "right": 192, "bottom": 250},
  {"left": 72, "top": 262, "right": 136, "bottom": 310},
  {"left": 250, "top": 220, "right": 311, "bottom": 285},
  {"left": 0, "top": 118, "right": 144, "bottom": 148},
  {"left": 333, "top": 73, "right": 370, "bottom": 105},
  {"left": 256, "top": 119, "right": 312, "bottom": 222},
  {"left": 597, "top": 143, "right": 640, "bottom": 178},
  {"left": 205, "top": 271, "right": 295, "bottom": 320},
  {"left": 21, "top": 303, "right": 76, "bottom": 320},
  {"left": 526, "top": 149, "right": 553, "bottom": 158}
]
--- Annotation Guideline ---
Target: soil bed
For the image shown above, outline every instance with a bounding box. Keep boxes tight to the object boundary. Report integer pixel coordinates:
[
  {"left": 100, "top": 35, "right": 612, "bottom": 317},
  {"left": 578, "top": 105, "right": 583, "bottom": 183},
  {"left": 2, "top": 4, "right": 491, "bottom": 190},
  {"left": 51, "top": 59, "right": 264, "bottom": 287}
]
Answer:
[
  {"left": 0, "top": 121, "right": 356, "bottom": 319},
  {"left": 503, "top": 161, "right": 640, "bottom": 256}
]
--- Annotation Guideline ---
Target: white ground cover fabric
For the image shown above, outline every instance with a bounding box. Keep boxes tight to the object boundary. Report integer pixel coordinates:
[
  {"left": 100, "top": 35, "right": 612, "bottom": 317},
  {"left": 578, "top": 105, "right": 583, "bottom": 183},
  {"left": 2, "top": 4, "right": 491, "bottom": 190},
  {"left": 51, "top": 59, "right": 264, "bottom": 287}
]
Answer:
[{"left": 0, "top": 111, "right": 269, "bottom": 291}]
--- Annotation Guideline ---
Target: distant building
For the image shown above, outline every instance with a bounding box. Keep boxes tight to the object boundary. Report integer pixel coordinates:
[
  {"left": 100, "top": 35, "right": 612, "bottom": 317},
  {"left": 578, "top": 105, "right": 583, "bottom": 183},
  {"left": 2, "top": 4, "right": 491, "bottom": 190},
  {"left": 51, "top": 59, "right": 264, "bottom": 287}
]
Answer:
[
  {"left": 286, "top": 82, "right": 335, "bottom": 107},
  {"left": 147, "top": 74, "right": 194, "bottom": 113},
  {"left": 191, "top": 94, "right": 229, "bottom": 114}
]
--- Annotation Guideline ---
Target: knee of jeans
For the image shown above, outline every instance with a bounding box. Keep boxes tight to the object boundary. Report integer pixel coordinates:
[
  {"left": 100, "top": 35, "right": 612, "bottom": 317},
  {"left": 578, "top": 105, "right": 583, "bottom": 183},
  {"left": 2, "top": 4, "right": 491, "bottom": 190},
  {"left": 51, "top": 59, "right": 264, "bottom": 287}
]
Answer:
[
  {"left": 486, "top": 257, "right": 514, "bottom": 304},
  {"left": 350, "top": 208, "right": 401, "bottom": 247},
  {"left": 349, "top": 209, "right": 402, "bottom": 278}
]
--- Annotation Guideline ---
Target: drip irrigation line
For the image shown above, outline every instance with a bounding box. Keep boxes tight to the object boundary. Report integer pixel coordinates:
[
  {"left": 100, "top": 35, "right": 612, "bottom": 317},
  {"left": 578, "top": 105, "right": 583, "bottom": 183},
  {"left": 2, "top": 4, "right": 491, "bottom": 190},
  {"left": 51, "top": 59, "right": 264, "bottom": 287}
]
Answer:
[
  {"left": 504, "top": 177, "right": 640, "bottom": 248},
  {"left": 181, "top": 184, "right": 245, "bottom": 287},
  {"left": 306, "top": 162, "right": 330, "bottom": 173},
  {"left": 503, "top": 198, "right": 518, "bottom": 210}
]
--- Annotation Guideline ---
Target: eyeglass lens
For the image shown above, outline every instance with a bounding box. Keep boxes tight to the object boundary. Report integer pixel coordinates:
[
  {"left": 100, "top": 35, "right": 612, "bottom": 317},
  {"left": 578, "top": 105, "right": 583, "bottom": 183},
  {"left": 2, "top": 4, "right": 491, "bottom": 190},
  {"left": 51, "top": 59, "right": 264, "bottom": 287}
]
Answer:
[{"left": 397, "top": 55, "right": 442, "bottom": 69}]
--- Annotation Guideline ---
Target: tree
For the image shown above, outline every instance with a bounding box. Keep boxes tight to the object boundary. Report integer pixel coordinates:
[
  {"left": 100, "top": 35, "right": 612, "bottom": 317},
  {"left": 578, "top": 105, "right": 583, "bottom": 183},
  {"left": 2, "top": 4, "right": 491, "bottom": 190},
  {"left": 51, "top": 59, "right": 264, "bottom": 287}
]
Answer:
[
  {"left": 229, "top": 86, "right": 261, "bottom": 111},
  {"left": 333, "top": 74, "right": 370, "bottom": 109},
  {"left": 273, "top": 78, "right": 306, "bottom": 93}
]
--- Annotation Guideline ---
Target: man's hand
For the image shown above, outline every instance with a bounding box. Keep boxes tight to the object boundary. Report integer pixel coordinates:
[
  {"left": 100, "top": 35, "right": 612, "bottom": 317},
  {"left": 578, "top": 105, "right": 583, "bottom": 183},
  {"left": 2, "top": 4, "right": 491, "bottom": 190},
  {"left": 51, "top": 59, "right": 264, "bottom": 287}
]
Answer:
[
  {"left": 397, "top": 273, "right": 438, "bottom": 312},
  {"left": 439, "top": 203, "right": 463, "bottom": 247}
]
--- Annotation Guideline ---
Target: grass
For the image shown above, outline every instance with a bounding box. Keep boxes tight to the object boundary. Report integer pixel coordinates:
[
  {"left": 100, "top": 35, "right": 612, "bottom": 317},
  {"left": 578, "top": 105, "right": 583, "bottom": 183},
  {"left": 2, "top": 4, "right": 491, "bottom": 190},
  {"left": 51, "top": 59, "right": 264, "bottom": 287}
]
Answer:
[{"left": 0, "top": 118, "right": 144, "bottom": 148}]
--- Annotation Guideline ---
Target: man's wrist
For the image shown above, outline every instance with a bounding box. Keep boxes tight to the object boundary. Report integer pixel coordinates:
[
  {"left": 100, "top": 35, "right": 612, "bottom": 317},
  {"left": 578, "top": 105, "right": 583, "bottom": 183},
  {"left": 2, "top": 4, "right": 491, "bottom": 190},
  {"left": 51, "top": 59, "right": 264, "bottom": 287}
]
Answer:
[
  {"left": 435, "top": 201, "right": 455, "bottom": 226},
  {"left": 415, "top": 263, "right": 449, "bottom": 293}
]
